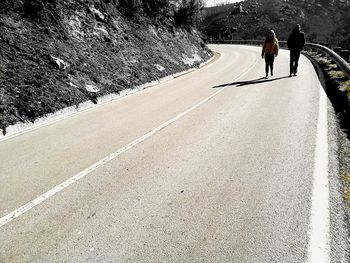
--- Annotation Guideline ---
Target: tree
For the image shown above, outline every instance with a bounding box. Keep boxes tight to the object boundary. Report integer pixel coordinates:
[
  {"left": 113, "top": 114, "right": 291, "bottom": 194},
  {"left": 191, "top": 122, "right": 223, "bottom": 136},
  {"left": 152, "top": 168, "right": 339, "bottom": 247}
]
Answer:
[
  {"left": 142, "top": 0, "right": 170, "bottom": 15},
  {"left": 261, "top": 0, "right": 281, "bottom": 21},
  {"left": 117, "top": 0, "right": 142, "bottom": 17},
  {"left": 174, "top": 0, "right": 205, "bottom": 28}
]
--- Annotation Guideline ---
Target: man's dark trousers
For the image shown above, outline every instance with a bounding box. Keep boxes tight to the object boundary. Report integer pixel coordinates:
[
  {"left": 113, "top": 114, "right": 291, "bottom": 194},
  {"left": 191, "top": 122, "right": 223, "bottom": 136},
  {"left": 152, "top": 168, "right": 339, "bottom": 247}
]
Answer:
[{"left": 290, "top": 50, "right": 301, "bottom": 75}]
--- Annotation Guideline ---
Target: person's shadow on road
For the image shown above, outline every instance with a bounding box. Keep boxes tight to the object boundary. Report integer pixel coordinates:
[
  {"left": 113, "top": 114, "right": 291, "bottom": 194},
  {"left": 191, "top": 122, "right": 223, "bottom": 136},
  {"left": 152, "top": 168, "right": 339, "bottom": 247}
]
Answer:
[{"left": 212, "top": 76, "right": 290, "bottom": 89}]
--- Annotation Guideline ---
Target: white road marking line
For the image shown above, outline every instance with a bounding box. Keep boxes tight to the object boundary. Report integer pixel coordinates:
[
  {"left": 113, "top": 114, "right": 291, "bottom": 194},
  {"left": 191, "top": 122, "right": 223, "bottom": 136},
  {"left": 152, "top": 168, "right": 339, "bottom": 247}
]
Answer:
[
  {"left": 0, "top": 56, "right": 259, "bottom": 228},
  {"left": 307, "top": 84, "right": 330, "bottom": 262}
]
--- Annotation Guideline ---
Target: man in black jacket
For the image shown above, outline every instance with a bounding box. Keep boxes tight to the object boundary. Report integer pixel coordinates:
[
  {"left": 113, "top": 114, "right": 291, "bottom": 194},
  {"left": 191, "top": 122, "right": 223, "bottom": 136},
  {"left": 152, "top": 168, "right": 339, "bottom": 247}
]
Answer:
[{"left": 287, "top": 24, "right": 306, "bottom": 77}]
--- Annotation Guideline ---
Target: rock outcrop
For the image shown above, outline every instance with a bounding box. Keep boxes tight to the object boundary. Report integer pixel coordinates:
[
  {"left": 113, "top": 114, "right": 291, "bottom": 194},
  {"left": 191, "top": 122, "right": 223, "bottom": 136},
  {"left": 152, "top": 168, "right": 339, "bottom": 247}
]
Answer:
[{"left": 0, "top": 0, "right": 212, "bottom": 133}]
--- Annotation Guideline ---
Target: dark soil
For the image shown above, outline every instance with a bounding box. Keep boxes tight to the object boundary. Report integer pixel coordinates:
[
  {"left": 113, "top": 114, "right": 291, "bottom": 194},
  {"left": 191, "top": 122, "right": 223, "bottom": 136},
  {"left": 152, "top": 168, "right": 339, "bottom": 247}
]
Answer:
[
  {"left": 306, "top": 52, "right": 350, "bottom": 226},
  {"left": 324, "top": 76, "right": 350, "bottom": 139},
  {"left": 340, "top": 130, "right": 350, "bottom": 226},
  {"left": 317, "top": 60, "right": 350, "bottom": 139},
  {"left": 0, "top": 0, "right": 212, "bottom": 135}
]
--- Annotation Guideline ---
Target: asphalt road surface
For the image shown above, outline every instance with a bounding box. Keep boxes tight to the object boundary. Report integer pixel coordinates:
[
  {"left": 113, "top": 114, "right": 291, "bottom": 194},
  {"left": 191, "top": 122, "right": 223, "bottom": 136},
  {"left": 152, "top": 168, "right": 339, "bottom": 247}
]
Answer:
[{"left": 0, "top": 45, "right": 349, "bottom": 262}]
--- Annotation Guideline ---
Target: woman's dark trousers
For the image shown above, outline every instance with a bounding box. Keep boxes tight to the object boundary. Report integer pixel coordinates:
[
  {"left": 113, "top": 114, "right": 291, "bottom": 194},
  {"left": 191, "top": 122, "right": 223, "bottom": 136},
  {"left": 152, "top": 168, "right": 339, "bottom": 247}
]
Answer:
[{"left": 265, "top": 54, "right": 275, "bottom": 76}]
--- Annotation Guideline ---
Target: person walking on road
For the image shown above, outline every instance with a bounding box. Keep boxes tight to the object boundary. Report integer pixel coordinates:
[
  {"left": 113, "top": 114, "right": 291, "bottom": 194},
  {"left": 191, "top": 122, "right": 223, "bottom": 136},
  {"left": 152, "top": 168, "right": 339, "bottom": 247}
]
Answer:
[
  {"left": 261, "top": 30, "right": 279, "bottom": 79},
  {"left": 287, "top": 24, "right": 306, "bottom": 77}
]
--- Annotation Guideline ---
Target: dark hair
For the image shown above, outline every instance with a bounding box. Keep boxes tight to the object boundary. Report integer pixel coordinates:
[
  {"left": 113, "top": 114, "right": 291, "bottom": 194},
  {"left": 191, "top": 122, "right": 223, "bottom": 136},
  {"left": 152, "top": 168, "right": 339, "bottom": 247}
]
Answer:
[
  {"left": 293, "top": 24, "right": 301, "bottom": 33},
  {"left": 265, "top": 30, "right": 276, "bottom": 43}
]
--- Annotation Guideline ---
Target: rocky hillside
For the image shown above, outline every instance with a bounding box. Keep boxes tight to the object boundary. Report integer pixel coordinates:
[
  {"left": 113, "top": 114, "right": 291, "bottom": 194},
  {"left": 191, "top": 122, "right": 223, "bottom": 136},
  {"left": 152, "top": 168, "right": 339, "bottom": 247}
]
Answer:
[
  {"left": 201, "top": 0, "right": 350, "bottom": 48},
  {"left": 0, "top": 0, "right": 211, "bottom": 135}
]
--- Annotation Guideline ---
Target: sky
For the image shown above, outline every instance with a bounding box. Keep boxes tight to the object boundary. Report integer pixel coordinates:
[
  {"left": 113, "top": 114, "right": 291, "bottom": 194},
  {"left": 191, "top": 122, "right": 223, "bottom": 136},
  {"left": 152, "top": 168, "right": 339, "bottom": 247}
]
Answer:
[{"left": 205, "top": 0, "right": 242, "bottom": 7}]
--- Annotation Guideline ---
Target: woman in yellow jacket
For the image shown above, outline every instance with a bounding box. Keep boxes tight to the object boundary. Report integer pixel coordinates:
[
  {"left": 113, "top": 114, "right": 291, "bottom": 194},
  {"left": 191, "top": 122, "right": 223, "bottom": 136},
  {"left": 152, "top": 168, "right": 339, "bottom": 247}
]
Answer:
[{"left": 261, "top": 30, "right": 279, "bottom": 79}]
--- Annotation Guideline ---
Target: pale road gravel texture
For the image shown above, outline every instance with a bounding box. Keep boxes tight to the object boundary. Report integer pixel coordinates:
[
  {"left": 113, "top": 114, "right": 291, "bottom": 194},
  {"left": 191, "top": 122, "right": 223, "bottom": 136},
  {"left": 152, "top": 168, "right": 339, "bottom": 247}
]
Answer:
[{"left": 0, "top": 45, "right": 349, "bottom": 262}]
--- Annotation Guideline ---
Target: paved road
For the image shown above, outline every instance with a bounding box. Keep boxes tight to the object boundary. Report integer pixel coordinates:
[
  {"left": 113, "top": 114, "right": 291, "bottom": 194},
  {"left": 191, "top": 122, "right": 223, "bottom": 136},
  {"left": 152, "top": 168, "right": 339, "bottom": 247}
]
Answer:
[{"left": 0, "top": 45, "right": 348, "bottom": 262}]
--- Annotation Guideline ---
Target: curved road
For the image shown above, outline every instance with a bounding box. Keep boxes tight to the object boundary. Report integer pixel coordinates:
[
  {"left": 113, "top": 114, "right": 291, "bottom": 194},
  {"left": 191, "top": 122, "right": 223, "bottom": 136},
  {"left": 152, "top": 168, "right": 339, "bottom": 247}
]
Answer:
[{"left": 0, "top": 45, "right": 348, "bottom": 262}]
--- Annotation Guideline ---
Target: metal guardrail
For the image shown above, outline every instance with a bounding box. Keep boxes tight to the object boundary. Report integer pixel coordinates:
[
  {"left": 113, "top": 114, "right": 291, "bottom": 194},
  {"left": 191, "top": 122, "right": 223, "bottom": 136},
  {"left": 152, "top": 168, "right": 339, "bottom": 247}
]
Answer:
[
  {"left": 208, "top": 40, "right": 350, "bottom": 79},
  {"left": 304, "top": 43, "right": 350, "bottom": 79},
  {"left": 208, "top": 39, "right": 286, "bottom": 47}
]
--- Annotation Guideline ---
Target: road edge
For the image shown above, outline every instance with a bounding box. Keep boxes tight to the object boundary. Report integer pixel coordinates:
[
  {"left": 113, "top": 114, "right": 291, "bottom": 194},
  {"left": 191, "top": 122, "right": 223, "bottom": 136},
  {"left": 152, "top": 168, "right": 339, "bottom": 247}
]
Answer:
[
  {"left": 0, "top": 52, "right": 257, "bottom": 228},
  {"left": 305, "top": 53, "right": 350, "bottom": 262},
  {"left": 0, "top": 52, "right": 221, "bottom": 143}
]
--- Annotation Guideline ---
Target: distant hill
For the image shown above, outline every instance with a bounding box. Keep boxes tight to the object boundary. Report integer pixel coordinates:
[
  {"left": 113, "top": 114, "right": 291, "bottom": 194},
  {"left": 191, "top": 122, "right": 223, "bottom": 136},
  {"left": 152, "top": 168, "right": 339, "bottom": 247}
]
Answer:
[{"left": 201, "top": 0, "right": 350, "bottom": 48}]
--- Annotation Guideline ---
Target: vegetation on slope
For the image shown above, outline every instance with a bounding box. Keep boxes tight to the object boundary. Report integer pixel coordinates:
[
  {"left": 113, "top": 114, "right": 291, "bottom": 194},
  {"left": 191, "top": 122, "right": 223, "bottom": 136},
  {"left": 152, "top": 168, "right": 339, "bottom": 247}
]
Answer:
[{"left": 0, "top": 0, "right": 210, "bottom": 134}]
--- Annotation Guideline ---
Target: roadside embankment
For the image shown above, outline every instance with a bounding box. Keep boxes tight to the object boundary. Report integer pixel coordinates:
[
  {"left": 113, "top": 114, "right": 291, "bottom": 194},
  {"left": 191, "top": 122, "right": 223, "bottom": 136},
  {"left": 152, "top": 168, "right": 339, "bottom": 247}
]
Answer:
[
  {"left": 304, "top": 50, "right": 350, "bottom": 233},
  {"left": 0, "top": 0, "right": 212, "bottom": 135}
]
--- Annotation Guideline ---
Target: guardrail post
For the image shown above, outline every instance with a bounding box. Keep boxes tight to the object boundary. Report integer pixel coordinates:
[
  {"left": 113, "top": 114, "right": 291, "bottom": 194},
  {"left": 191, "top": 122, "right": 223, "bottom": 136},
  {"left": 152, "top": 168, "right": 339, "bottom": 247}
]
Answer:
[
  {"left": 340, "top": 50, "right": 350, "bottom": 63},
  {"left": 333, "top": 47, "right": 342, "bottom": 54}
]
